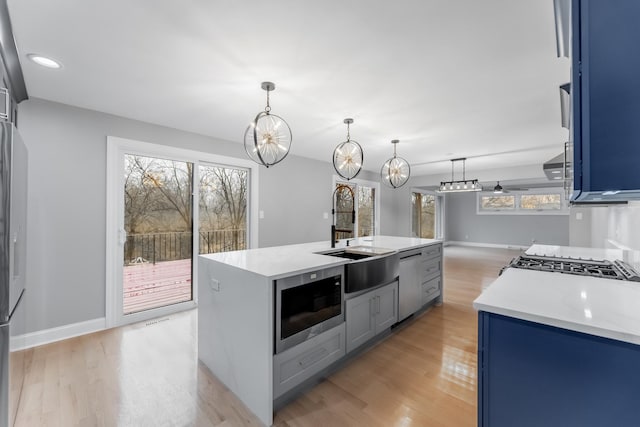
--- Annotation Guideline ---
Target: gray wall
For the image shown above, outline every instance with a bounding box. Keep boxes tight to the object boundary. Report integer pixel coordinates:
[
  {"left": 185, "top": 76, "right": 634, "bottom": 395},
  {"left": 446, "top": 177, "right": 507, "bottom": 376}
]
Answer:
[
  {"left": 18, "top": 98, "right": 382, "bottom": 334},
  {"left": 445, "top": 192, "right": 570, "bottom": 247}
]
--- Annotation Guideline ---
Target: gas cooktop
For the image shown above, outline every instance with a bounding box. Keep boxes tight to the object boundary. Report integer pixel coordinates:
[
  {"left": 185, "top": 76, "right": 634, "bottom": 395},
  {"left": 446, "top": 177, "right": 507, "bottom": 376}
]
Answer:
[{"left": 502, "top": 254, "right": 640, "bottom": 282}]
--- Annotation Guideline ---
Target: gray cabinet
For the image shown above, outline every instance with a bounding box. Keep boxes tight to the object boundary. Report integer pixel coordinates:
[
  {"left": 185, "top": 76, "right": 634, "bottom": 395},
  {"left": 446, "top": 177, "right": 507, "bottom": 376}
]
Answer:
[
  {"left": 346, "top": 281, "right": 398, "bottom": 353},
  {"left": 273, "top": 323, "right": 346, "bottom": 398},
  {"left": 420, "top": 244, "right": 443, "bottom": 305}
]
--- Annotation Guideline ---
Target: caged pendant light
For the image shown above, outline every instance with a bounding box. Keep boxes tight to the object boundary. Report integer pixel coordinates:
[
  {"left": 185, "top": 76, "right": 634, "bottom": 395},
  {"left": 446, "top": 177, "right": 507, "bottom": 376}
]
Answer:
[
  {"left": 244, "top": 81, "right": 292, "bottom": 167},
  {"left": 333, "top": 118, "right": 364, "bottom": 180},
  {"left": 381, "top": 139, "right": 411, "bottom": 188},
  {"left": 437, "top": 158, "right": 483, "bottom": 193}
]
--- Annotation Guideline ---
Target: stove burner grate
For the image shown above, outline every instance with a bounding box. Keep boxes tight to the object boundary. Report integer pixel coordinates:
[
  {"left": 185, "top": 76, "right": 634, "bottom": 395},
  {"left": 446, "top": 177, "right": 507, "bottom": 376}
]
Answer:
[{"left": 502, "top": 255, "right": 640, "bottom": 281}]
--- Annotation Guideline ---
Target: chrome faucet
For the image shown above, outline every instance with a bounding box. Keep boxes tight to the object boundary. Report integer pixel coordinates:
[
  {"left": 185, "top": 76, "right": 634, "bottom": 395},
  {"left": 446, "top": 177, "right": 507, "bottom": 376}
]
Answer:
[{"left": 331, "top": 184, "right": 356, "bottom": 248}]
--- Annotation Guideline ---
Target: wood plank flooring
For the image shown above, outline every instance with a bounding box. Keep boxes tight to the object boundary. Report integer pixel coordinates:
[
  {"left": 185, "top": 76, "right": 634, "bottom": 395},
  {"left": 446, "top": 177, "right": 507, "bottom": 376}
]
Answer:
[{"left": 14, "top": 245, "right": 522, "bottom": 427}]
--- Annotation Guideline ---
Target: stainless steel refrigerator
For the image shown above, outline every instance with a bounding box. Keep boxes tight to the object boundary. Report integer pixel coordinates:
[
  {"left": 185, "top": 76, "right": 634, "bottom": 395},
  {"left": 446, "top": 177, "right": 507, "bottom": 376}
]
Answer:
[{"left": 0, "top": 121, "right": 27, "bottom": 427}]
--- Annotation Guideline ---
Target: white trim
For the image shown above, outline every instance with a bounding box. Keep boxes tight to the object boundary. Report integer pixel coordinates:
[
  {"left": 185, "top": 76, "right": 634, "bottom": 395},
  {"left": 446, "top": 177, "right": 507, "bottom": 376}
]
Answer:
[
  {"left": 445, "top": 240, "right": 529, "bottom": 250},
  {"left": 11, "top": 318, "right": 106, "bottom": 351},
  {"left": 106, "top": 136, "right": 259, "bottom": 328}
]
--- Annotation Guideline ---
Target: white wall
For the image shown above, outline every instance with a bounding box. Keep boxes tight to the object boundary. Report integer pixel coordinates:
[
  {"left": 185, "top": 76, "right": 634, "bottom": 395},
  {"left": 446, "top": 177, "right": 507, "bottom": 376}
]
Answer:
[
  {"left": 18, "top": 97, "right": 381, "bottom": 335},
  {"left": 571, "top": 202, "right": 640, "bottom": 251}
]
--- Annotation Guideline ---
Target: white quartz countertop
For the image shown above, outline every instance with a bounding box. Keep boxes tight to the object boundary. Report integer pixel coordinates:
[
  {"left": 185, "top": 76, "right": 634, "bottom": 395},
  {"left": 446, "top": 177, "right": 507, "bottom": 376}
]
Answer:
[
  {"left": 199, "top": 235, "right": 440, "bottom": 279},
  {"left": 474, "top": 244, "right": 640, "bottom": 345}
]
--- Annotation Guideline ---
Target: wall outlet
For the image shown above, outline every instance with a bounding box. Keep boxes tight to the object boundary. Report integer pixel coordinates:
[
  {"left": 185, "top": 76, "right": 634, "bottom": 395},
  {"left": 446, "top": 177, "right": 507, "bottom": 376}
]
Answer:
[
  {"left": 259, "top": 210, "right": 265, "bottom": 219},
  {"left": 210, "top": 278, "right": 220, "bottom": 291},
  {"left": 576, "top": 212, "right": 583, "bottom": 220},
  {"left": 323, "top": 212, "right": 328, "bottom": 219}
]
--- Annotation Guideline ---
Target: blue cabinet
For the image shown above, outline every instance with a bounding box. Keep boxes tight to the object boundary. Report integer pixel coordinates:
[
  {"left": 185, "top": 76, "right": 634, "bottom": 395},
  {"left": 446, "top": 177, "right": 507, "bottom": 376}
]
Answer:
[
  {"left": 478, "top": 311, "right": 640, "bottom": 427},
  {"left": 572, "top": 0, "right": 640, "bottom": 203}
]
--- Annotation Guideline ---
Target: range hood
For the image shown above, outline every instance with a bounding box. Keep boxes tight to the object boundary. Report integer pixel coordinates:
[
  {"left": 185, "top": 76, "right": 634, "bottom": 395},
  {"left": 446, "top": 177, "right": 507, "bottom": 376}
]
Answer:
[{"left": 543, "top": 153, "right": 566, "bottom": 181}]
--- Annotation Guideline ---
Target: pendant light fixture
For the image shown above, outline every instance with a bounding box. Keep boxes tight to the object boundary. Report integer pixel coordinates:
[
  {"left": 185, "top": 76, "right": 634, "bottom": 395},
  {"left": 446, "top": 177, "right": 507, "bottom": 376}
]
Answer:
[
  {"left": 381, "top": 139, "right": 411, "bottom": 188},
  {"left": 333, "top": 118, "right": 363, "bottom": 180},
  {"left": 244, "top": 81, "right": 292, "bottom": 168},
  {"left": 493, "top": 181, "right": 504, "bottom": 194},
  {"left": 437, "top": 158, "right": 483, "bottom": 193}
]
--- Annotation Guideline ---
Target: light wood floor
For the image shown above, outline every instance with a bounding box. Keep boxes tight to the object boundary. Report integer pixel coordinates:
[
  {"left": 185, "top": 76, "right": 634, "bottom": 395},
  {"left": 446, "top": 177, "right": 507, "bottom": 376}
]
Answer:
[{"left": 14, "top": 245, "right": 522, "bottom": 427}]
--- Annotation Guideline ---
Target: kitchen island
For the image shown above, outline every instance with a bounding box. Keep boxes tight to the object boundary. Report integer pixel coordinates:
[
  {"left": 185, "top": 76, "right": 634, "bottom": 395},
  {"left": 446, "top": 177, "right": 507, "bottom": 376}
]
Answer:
[
  {"left": 198, "top": 236, "right": 442, "bottom": 426},
  {"left": 474, "top": 244, "right": 640, "bottom": 427}
]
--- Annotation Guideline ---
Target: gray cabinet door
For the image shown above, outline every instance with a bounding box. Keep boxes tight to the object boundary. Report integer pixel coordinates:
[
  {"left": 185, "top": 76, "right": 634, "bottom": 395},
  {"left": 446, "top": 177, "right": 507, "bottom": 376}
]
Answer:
[
  {"left": 399, "top": 255, "right": 421, "bottom": 321},
  {"left": 346, "top": 292, "right": 376, "bottom": 353},
  {"left": 375, "top": 281, "right": 398, "bottom": 332}
]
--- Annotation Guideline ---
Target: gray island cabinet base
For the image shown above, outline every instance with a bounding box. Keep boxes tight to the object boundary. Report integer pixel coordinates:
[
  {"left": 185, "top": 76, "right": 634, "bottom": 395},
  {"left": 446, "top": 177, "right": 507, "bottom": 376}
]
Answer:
[{"left": 198, "top": 236, "right": 442, "bottom": 426}]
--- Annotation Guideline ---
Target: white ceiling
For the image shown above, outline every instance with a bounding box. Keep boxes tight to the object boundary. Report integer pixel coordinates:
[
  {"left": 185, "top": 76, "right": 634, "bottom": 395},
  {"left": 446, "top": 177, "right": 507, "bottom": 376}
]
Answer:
[{"left": 8, "top": 0, "right": 570, "bottom": 177}]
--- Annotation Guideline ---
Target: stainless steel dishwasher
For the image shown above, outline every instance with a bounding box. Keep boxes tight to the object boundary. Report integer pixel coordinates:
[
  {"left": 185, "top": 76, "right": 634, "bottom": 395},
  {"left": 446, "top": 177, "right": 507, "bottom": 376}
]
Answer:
[{"left": 398, "top": 249, "right": 422, "bottom": 321}]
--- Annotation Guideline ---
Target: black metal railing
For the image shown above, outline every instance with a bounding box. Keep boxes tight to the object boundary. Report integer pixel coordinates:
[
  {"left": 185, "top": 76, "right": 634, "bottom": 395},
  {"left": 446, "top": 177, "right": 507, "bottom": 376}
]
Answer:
[{"left": 124, "top": 229, "right": 246, "bottom": 265}]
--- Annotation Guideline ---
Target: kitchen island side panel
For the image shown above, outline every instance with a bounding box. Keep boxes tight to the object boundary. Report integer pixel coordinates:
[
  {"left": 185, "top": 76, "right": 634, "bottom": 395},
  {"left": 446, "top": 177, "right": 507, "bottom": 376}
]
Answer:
[
  {"left": 198, "top": 256, "right": 274, "bottom": 426},
  {"left": 478, "top": 311, "right": 640, "bottom": 427}
]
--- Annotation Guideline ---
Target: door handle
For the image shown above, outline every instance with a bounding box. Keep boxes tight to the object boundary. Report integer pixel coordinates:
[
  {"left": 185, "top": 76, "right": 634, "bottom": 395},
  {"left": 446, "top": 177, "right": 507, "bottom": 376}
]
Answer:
[
  {"left": 119, "top": 229, "right": 128, "bottom": 245},
  {"left": 376, "top": 295, "right": 381, "bottom": 314}
]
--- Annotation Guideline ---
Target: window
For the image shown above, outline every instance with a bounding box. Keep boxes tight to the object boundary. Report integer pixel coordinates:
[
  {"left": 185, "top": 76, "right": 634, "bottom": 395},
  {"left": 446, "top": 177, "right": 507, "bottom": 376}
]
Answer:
[
  {"left": 333, "top": 177, "right": 380, "bottom": 239},
  {"left": 479, "top": 195, "right": 515, "bottom": 211},
  {"left": 357, "top": 185, "right": 375, "bottom": 237},
  {"left": 412, "top": 192, "right": 436, "bottom": 238},
  {"left": 477, "top": 188, "right": 567, "bottom": 215},
  {"left": 519, "top": 194, "right": 562, "bottom": 211}
]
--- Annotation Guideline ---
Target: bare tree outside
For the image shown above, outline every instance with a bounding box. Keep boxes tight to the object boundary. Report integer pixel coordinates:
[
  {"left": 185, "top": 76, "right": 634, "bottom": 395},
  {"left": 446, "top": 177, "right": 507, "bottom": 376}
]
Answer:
[
  {"left": 122, "top": 154, "right": 249, "bottom": 314},
  {"left": 199, "top": 165, "right": 248, "bottom": 253},
  {"left": 412, "top": 192, "right": 435, "bottom": 239},
  {"left": 358, "top": 186, "right": 375, "bottom": 237}
]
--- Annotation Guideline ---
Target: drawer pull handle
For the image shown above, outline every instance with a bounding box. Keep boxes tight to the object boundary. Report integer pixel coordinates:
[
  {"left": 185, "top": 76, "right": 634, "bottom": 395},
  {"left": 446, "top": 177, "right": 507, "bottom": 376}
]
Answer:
[{"left": 299, "top": 347, "right": 329, "bottom": 368}]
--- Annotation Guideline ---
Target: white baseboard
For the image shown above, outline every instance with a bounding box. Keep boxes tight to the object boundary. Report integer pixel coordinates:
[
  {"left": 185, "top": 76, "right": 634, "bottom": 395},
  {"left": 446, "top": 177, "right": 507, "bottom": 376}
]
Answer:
[
  {"left": 11, "top": 317, "right": 106, "bottom": 351},
  {"left": 445, "top": 241, "right": 528, "bottom": 251}
]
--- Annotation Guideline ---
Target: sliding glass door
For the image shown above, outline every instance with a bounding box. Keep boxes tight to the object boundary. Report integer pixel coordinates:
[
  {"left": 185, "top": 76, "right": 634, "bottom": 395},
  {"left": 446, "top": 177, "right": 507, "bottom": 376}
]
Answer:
[
  {"left": 106, "top": 137, "right": 257, "bottom": 327},
  {"left": 122, "top": 154, "right": 194, "bottom": 315}
]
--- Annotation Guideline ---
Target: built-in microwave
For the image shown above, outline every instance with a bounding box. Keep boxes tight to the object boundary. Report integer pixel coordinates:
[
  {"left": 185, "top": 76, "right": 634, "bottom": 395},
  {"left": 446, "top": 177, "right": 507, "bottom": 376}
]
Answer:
[{"left": 275, "top": 265, "right": 344, "bottom": 354}]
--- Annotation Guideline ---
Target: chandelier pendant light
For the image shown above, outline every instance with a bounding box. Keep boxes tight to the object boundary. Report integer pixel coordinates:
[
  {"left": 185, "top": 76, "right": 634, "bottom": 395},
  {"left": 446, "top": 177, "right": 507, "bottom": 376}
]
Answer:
[
  {"left": 333, "top": 118, "right": 364, "bottom": 180},
  {"left": 244, "top": 81, "right": 292, "bottom": 168},
  {"left": 381, "top": 139, "right": 411, "bottom": 188},
  {"left": 437, "top": 158, "right": 483, "bottom": 193}
]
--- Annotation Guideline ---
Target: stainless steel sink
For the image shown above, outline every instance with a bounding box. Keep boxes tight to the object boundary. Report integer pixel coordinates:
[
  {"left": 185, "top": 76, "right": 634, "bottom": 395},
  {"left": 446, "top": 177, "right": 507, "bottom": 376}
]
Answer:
[
  {"left": 321, "top": 250, "right": 372, "bottom": 260},
  {"left": 319, "top": 247, "right": 399, "bottom": 294}
]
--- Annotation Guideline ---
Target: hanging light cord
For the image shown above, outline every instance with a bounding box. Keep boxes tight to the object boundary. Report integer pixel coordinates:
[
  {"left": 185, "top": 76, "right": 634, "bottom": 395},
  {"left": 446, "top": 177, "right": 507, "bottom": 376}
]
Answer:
[
  {"left": 264, "top": 88, "right": 271, "bottom": 113},
  {"left": 346, "top": 121, "right": 351, "bottom": 141}
]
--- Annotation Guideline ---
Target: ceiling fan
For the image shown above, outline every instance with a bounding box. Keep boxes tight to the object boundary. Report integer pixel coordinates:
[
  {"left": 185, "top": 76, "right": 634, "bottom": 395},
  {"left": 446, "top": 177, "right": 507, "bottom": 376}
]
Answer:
[{"left": 492, "top": 181, "right": 528, "bottom": 194}]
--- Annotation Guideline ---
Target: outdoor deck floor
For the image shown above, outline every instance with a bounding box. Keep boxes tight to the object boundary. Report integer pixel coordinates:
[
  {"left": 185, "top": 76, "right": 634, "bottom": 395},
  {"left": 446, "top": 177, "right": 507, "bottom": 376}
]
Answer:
[{"left": 123, "top": 259, "right": 192, "bottom": 314}]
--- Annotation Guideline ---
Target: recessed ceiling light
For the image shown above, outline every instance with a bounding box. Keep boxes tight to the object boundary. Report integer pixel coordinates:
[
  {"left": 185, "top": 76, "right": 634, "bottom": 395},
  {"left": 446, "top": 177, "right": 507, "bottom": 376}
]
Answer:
[{"left": 27, "top": 54, "right": 62, "bottom": 69}]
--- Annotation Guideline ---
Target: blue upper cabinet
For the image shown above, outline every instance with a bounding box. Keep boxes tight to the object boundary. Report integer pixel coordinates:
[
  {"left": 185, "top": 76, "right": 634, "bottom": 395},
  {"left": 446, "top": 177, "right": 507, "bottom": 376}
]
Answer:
[{"left": 571, "top": 0, "right": 640, "bottom": 203}]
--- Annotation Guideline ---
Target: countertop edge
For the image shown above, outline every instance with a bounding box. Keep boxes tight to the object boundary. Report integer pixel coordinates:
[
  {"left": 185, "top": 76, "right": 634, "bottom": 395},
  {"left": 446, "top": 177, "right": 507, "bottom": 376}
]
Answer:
[{"left": 473, "top": 302, "right": 640, "bottom": 346}]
